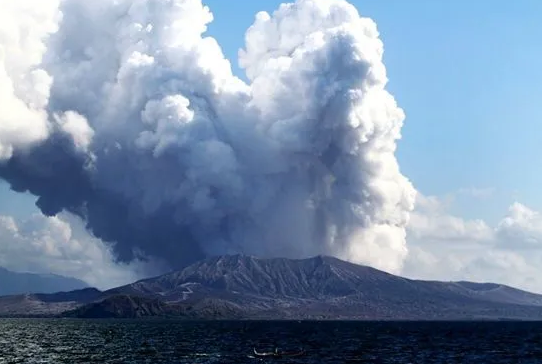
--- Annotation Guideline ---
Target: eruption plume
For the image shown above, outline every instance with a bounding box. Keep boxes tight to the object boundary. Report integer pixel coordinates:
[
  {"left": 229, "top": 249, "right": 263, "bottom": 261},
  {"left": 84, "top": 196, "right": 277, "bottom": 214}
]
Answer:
[{"left": 0, "top": 0, "right": 416, "bottom": 273}]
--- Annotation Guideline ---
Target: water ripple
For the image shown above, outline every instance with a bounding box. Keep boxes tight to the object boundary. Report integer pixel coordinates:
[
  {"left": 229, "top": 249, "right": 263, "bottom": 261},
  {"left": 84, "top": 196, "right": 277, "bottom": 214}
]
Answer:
[{"left": 0, "top": 319, "right": 540, "bottom": 363}]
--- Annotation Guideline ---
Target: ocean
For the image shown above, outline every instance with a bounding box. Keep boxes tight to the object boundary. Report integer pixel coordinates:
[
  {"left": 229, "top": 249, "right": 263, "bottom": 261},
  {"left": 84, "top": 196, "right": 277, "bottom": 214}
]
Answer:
[{"left": 0, "top": 319, "right": 540, "bottom": 363}]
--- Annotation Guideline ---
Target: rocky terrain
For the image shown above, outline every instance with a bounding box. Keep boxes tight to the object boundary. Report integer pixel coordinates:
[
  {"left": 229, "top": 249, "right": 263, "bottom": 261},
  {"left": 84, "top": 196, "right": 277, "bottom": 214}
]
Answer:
[
  {"left": 0, "top": 267, "right": 89, "bottom": 296},
  {"left": 2, "top": 255, "right": 542, "bottom": 320}
]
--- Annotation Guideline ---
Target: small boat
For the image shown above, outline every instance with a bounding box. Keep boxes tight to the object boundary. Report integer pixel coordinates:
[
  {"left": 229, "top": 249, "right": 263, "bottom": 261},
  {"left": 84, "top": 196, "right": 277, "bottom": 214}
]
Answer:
[{"left": 253, "top": 348, "right": 305, "bottom": 358}]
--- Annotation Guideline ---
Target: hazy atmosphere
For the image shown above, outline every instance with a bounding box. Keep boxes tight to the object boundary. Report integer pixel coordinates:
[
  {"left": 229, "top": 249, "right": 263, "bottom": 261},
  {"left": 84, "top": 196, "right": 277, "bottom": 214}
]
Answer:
[{"left": 1, "top": 0, "right": 541, "bottom": 293}]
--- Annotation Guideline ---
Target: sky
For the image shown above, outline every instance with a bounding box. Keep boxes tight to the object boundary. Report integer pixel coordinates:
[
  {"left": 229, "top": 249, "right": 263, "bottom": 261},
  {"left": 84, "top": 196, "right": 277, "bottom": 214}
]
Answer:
[{"left": 2, "top": 0, "right": 542, "bottom": 292}]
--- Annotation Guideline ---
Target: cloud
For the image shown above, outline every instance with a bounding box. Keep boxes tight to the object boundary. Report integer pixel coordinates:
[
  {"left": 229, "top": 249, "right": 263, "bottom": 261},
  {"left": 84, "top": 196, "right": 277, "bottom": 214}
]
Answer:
[
  {"left": 0, "top": 0, "right": 60, "bottom": 159},
  {"left": 405, "top": 195, "right": 542, "bottom": 293},
  {"left": 0, "top": 0, "right": 415, "bottom": 274},
  {"left": 495, "top": 203, "right": 542, "bottom": 250},
  {"left": 0, "top": 213, "right": 159, "bottom": 289},
  {"left": 408, "top": 194, "right": 493, "bottom": 242}
]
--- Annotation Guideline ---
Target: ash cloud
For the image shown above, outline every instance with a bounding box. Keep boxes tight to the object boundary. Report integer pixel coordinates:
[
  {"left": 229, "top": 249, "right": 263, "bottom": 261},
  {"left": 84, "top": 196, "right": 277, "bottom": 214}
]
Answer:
[{"left": 0, "top": 0, "right": 415, "bottom": 273}]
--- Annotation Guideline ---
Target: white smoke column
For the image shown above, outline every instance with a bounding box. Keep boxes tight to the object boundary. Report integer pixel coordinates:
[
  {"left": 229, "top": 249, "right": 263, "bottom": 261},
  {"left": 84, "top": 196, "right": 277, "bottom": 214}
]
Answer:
[
  {"left": 239, "top": 0, "right": 416, "bottom": 271},
  {"left": 0, "top": 0, "right": 416, "bottom": 274}
]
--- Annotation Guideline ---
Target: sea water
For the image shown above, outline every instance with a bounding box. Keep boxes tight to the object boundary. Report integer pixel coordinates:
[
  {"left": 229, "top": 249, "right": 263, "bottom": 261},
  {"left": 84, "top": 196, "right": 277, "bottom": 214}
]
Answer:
[{"left": 0, "top": 319, "right": 540, "bottom": 363}]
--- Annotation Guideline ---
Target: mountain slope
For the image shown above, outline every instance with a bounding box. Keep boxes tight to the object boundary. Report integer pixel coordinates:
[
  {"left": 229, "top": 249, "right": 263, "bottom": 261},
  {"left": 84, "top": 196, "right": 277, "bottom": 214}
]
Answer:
[
  {"left": 0, "top": 267, "right": 89, "bottom": 296},
  {"left": 63, "top": 295, "right": 247, "bottom": 319},
  {"left": 100, "top": 255, "right": 542, "bottom": 319},
  {"left": 3, "top": 255, "right": 542, "bottom": 320},
  {"left": 109, "top": 255, "right": 542, "bottom": 304}
]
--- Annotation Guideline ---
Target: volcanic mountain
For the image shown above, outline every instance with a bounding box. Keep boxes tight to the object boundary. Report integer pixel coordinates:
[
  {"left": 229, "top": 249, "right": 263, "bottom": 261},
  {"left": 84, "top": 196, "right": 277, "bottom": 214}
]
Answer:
[{"left": 2, "top": 255, "right": 542, "bottom": 320}]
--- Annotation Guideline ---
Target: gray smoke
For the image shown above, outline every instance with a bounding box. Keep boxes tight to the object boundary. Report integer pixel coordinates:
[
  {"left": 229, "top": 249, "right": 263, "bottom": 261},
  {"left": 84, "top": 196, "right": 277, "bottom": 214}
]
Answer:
[{"left": 0, "top": 0, "right": 416, "bottom": 273}]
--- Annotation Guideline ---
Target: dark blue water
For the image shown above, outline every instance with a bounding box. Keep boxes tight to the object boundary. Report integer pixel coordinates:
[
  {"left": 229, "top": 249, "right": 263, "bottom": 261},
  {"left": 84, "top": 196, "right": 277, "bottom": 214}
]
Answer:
[{"left": 0, "top": 319, "right": 541, "bottom": 363}]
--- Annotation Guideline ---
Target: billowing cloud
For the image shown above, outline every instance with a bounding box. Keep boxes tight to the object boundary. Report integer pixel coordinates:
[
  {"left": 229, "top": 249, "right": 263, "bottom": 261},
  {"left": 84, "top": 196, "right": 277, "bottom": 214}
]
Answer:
[
  {"left": 0, "top": 0, "right": 60, "bottom": 159},
  {"left": 0, "top": 213, "right": 157, "bottom": 289},
  {"left": 0, "top": 0, "right": 415, "bottom": 274},
  {"left": 405, "top": 195, "right": 542, "bottom": 293}
]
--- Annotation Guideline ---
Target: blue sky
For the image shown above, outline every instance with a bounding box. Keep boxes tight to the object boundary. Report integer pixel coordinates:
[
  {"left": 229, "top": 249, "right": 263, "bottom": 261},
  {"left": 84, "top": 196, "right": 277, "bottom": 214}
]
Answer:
[{"left": 2, "top": 0, "right": 542, "bottom": 224}]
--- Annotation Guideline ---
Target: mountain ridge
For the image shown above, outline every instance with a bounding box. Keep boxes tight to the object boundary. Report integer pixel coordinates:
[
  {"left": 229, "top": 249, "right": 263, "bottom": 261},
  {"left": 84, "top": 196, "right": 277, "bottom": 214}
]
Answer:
[
  {"left": 1, "top": 255, "right": 542, "bottom": 320},
  {"left": 0, "top": 266, "right": 89, "bottom": 296}
]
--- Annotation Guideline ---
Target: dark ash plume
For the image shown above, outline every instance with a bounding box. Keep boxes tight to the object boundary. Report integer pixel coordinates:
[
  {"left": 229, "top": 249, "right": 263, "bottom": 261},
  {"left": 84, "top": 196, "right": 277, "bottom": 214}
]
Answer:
[{"left": 0, "top": 0, "right": 415, "bottom": 273}]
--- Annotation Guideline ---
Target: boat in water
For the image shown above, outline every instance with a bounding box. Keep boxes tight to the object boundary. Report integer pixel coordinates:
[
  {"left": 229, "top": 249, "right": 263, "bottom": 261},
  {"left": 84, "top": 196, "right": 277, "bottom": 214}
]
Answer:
[{"left": 253, "top": 347, "right": 305, "bottom": 358}]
